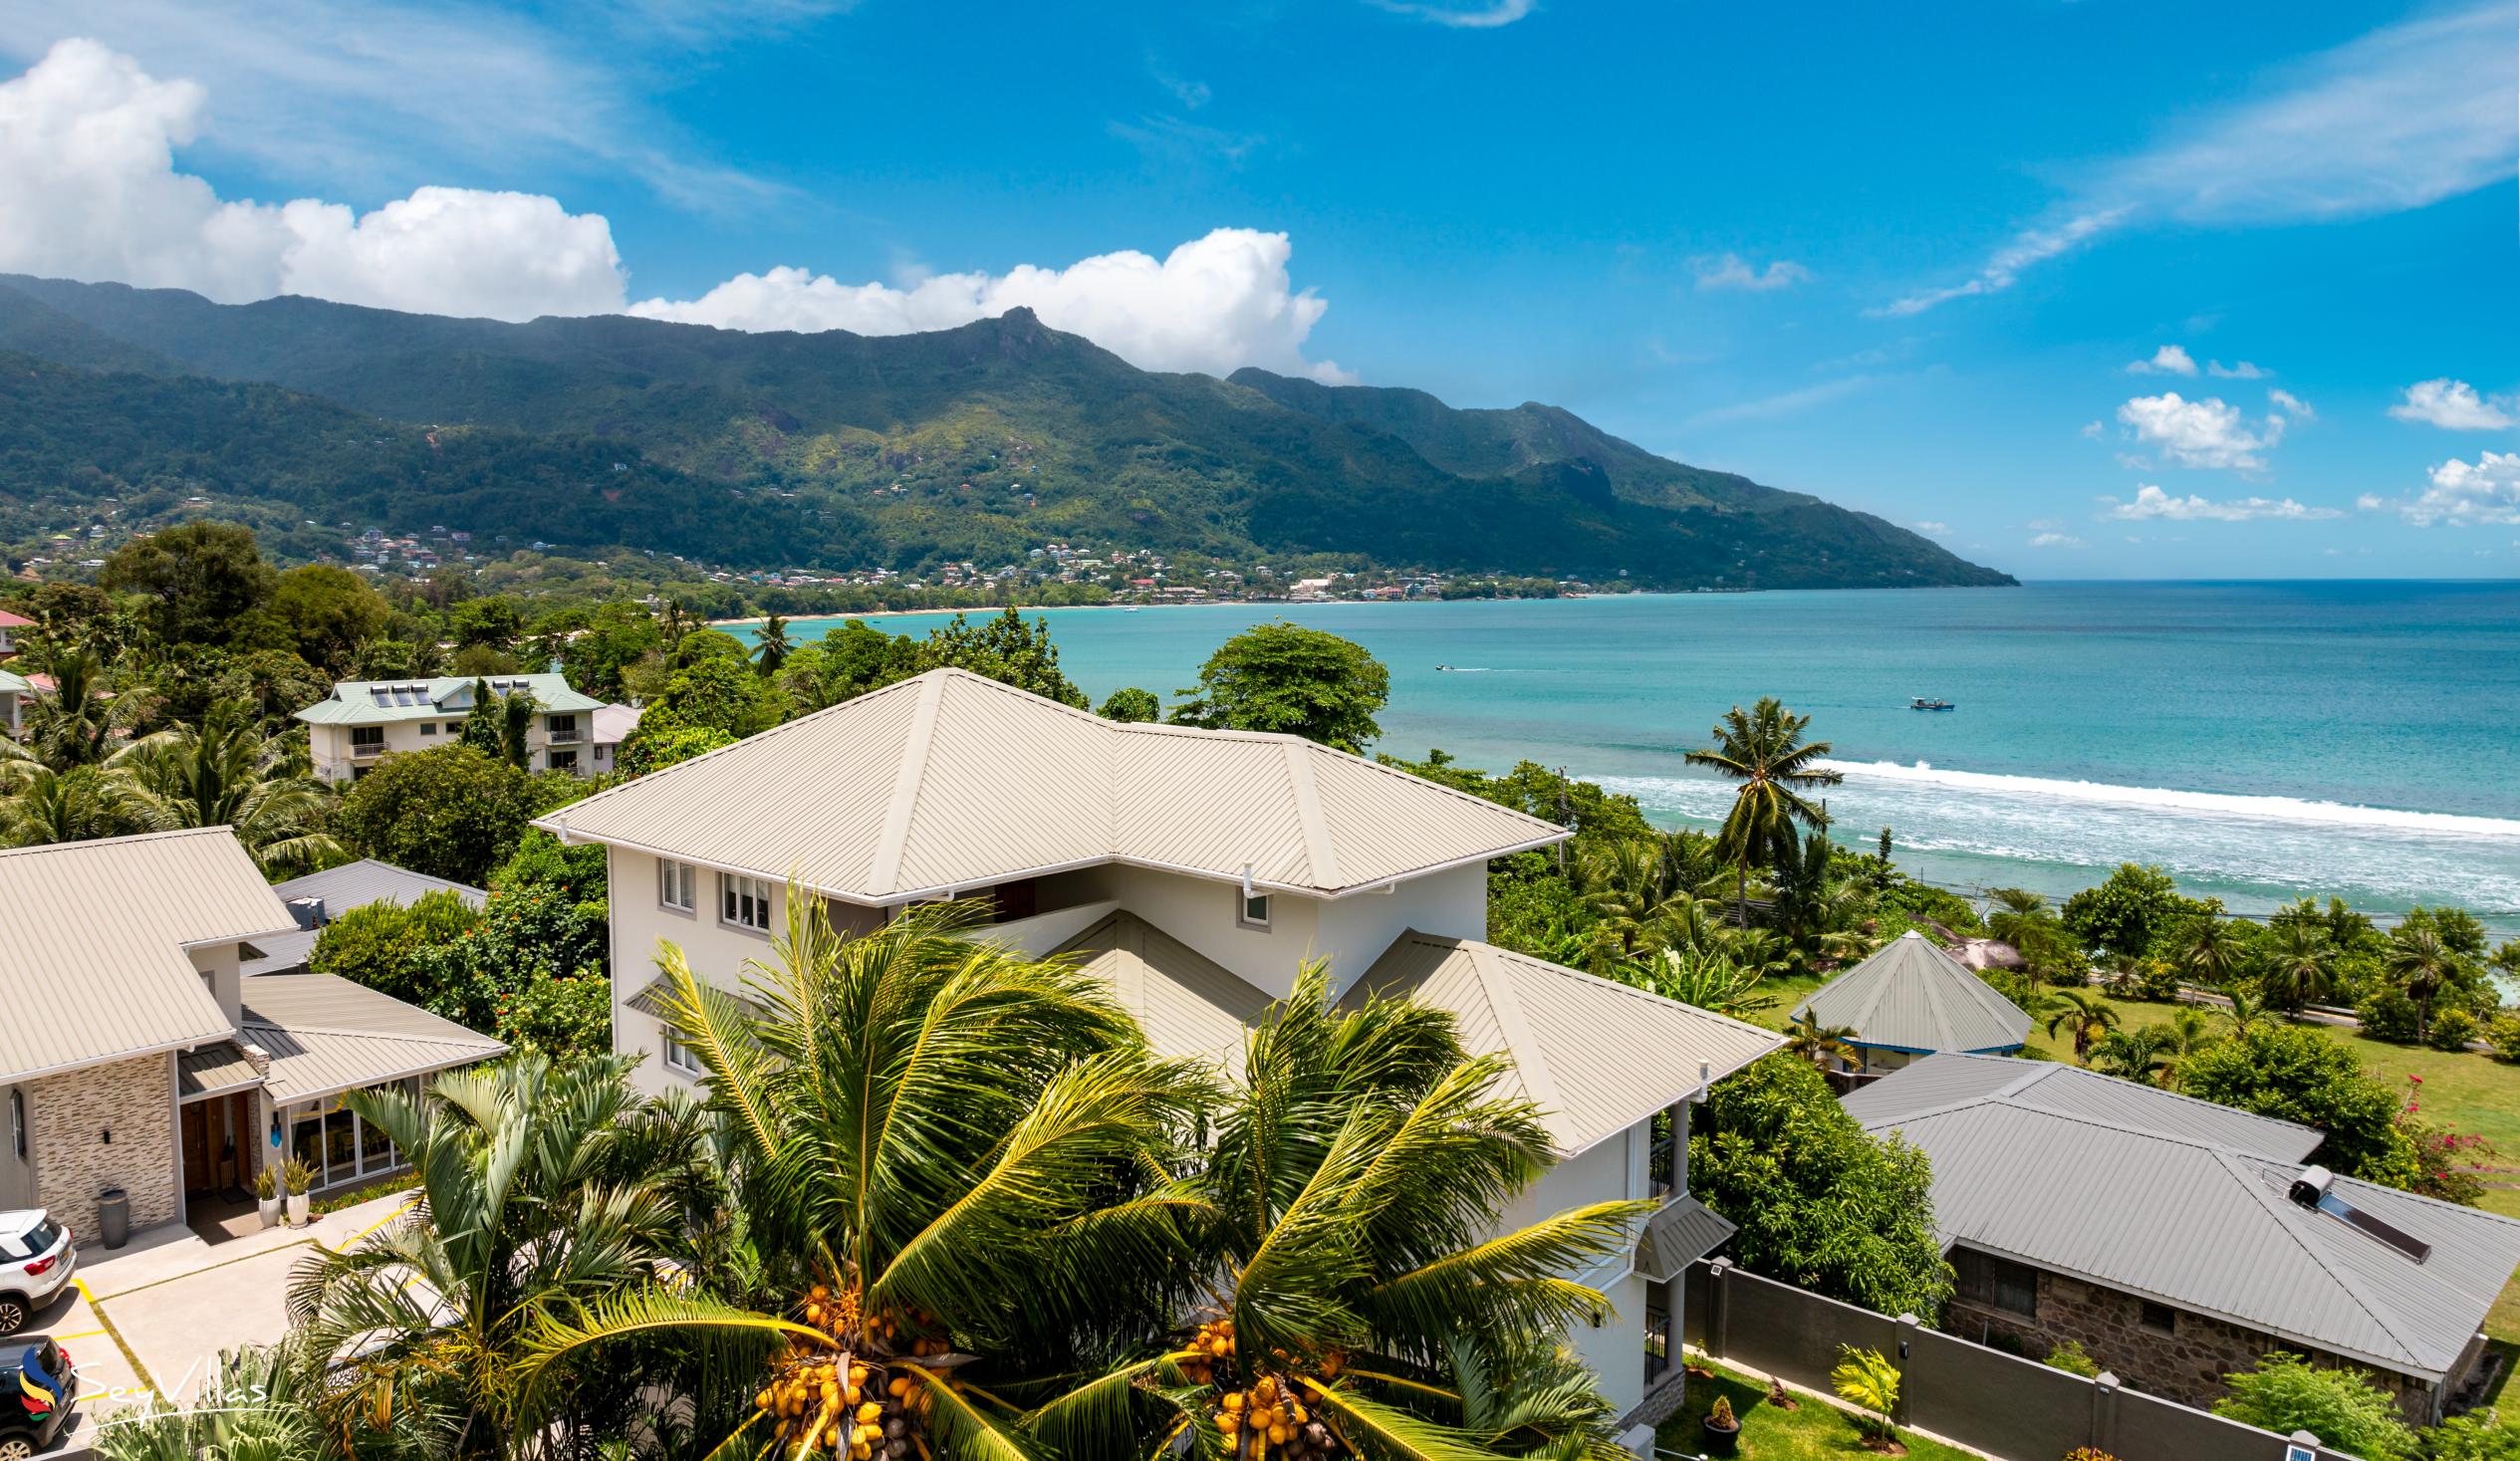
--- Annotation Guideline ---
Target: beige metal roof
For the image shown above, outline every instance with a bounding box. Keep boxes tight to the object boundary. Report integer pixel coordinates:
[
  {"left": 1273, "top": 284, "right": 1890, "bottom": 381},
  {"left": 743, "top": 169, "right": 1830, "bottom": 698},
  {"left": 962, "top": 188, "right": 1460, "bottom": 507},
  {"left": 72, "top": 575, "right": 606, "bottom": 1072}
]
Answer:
[
  {"left": 536, "top": 668, "right": 1568, "bottom": 901},
  {"left": 177, "top": 1041, "right": 264, "bottom": 1100},
  {"left": 1343, "top": 931, "right": 1785, "bottom": 1155},
  {"left": 1792, "top": 930, "right": 2032, "bottom": 1054},
  {"left": 0, "top": 829, "right": 298, "bottom": 1082},
  {"left": 1051, "top": 910, "right": 1275, "bottom": 1078},
  {"left": 1634, "top": 1195, "right": 1737, "bottom": 1283},
  {"left": 241, "top": 972, "right": 506, "bottom": 1104}
]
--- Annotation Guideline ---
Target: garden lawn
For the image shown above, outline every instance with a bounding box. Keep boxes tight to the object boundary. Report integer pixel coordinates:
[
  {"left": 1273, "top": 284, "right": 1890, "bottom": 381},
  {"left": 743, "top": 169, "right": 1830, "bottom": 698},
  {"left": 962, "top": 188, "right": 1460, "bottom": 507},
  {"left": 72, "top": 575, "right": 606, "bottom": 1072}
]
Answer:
[{"left": 1658, "top": 1363, "right": 1986, "bottom": 1461}]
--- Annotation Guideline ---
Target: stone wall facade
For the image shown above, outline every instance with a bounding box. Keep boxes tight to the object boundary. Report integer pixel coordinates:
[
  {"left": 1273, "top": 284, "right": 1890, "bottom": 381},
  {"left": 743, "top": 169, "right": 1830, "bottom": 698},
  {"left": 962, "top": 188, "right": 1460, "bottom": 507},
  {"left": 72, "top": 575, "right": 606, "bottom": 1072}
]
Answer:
[
  {"left": 27, "top": 1054, "right": 177, "bottom": 1237},
  {"left": 1943, "top": 1267, "right": 2440, "bottom": 1424}
]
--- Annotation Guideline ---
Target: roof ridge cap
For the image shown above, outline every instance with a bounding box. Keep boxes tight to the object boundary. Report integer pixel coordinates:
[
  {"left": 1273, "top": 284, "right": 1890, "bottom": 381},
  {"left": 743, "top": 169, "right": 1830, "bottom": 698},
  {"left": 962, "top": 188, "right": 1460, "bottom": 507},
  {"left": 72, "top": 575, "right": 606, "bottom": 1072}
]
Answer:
[
  {"left": 1281, "top": 738, "right": 1343, "bottom": 888},
  {"left": 1461, "top": 938, "right": 1564, "bottom": 1120},
  {"left": 867, "top": 672, "right": 949, "bottom": 894}
]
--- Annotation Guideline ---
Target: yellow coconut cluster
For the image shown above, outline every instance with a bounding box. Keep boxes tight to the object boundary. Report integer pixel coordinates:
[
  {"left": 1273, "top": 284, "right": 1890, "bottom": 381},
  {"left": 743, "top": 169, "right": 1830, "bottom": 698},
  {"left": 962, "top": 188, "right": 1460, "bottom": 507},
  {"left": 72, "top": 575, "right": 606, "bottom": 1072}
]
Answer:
[
  {"left": 748, "top": 1284, "right": 942, "bottom": 1460},
  {"left": 1177, "top": 1316, "right": 1235, "bottom": 1386},
  {"left": 1211, "top": 1373, "right": 1341, "bottom": 1460}
]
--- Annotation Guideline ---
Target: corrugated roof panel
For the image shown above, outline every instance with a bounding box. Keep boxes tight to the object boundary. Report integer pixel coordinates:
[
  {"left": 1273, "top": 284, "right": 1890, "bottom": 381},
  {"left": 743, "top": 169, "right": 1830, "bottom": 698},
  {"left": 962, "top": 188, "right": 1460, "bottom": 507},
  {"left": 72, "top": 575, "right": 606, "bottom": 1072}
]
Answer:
[
  {"left": 1795, "top": 932, "right": 2031, "bottom": 1053},
  {"left": 241, "top": 971, "right": 504, "bottom": 1104},
  {"left": 177, "top": 1041, "right": 263, "bottom": 1098},
  {"left": 1346, "top": 932, "right": 1784, "bottom": 1155},
  {"left": 271, "top": 859, "right": 485, "bottom": 913},
  {"left": 1636, "top": 1194, "right": 1737, "bottom": 1282},
  {"left": 540, "top": 669, "right": 1564, "bottom": 901},
  {"left": 0, "top": 829, "right": 294, "bottom": 1080},
  {"left": 1860, "top": 1096, "right": 2520, "bottom": 1377},
  {"left": 1116, "top": 733, "right": 1313, "bottom": 886},
  {"left": 1845, "top": 1053, "right": 2323, "bottom": 1163},
  {"left": 1053, "top": 910, "right": 1271, "bottom": 1079},
  {"left": 890, "top": 675, "right": 1112, "bottom": 894}
]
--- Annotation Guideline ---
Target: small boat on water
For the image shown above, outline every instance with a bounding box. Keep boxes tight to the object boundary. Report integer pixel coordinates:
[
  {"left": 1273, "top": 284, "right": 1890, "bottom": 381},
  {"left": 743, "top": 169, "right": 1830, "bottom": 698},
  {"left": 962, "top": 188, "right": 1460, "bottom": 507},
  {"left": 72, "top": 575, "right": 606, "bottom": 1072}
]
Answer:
[{"left": 1909, "top": 696, "right": 1956, "bottom": 711}]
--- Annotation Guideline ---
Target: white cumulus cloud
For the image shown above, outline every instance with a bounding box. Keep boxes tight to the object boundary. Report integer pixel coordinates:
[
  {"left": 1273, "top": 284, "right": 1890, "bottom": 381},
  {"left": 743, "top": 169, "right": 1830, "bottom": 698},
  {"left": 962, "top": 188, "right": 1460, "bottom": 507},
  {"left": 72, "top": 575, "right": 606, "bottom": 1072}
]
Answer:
[
  {"left": 0, "top": 38, "right": 626, "bottom": 318},
  {"left": 2370, "top": 451, "right": 2520, "bottom": 526},
  {"left": 2128, "top": 345, "right": 2197, "bottom": 376},
  {"left": 2388, "top": 378, "right": 2517, "bottom": 430},
  {"left": 630, "top": 229, "right": 1348, "bottom": 381},
  {"left": 2101, "top": 484, "right": 2340, "bottom": 522},
  {"left": 2116, "top": 391, "right": 2288, "bottom": 471},
  {"left": 0, "top": 40, "right": 1349, "bottom": 377},
  {"left": 1692, "top": 253, "right": 1811, "bottom": 292}
]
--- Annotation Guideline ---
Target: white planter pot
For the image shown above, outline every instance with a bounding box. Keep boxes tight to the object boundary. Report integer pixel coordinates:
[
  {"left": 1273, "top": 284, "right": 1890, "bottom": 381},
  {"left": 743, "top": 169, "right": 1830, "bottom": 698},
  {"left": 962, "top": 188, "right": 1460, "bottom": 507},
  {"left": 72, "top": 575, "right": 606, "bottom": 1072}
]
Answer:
[
  {"left": 286, "top": 1192, "right": 311, "bottom": 1227},
  {"left": 257, "top": 1195, "right": 282, "bottom": 1228}
]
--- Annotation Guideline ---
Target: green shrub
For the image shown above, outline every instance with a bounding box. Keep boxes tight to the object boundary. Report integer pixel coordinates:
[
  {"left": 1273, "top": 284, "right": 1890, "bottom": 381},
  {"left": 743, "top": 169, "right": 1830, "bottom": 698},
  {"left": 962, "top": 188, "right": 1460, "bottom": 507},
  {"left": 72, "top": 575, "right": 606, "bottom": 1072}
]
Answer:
[
  {"left": 2212, "top": 1353, "right": 2411, "bottom": 1461},
  {"left": 494, "top": 970, "right": 612, "bottom": 1062},
  {"left": 2042, "top": 1339, "right": 2101, "bottom": 1377},
  {"left": 310, "top": 889, "right": 484, "bottom": 1008},
  {"left": 2426, "top": 1007, "right": 2481, "bottom": 1052},
  {"left": 2358, "top": 986, "right": 2422, "bottom": 1044},
  {"left": 2487, "top": 1014, "right": 2520, "bottom": 1064},
  {"left": 2425, "top": 1413, "right": 2520, "bottom": 1460}
]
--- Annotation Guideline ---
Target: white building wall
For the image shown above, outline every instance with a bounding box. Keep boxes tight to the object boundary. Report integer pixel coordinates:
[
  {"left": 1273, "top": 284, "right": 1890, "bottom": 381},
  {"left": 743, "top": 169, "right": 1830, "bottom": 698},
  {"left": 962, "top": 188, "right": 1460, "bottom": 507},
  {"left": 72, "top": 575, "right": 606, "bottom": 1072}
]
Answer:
[
  {"left": 187, "top": 941, "right": 242, "bottom": 1030},
  {"left": 1313, "top": 863, "right": 1487, "bottom": 998},
  {"left": 609, "top": 847, "right": 788, "bottom": 1098}
]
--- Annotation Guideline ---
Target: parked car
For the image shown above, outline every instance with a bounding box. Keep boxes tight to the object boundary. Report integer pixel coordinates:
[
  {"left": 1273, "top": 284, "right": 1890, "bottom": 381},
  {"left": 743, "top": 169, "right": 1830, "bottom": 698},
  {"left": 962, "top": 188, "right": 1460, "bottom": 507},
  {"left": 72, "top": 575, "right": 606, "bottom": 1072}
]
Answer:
[
  {"left": 0, "top": 1215, "right": 72, "bottom": 1336},
  {"left": 0, "top": 1339, "right": 75, "bottom": 1459}
]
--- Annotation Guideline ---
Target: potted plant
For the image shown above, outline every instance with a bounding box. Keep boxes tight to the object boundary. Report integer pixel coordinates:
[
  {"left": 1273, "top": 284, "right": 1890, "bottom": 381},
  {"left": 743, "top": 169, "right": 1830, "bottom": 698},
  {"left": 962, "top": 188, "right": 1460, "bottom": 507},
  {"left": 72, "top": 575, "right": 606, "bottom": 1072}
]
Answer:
[
  {"left": 1701, "top": 1394, "right": 1741, "bottom": 1456},
  {"left": 282, "top": 1157, "right": 315, "bottom": 1227},
  {"left": 253, "top": 1166, "right": 281, "bottom": 1228}
]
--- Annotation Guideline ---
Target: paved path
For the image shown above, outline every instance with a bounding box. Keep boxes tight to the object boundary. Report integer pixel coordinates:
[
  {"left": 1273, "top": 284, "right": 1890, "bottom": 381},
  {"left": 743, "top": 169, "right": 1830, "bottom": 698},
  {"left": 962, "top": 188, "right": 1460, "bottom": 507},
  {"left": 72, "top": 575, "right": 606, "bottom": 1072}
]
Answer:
[{"left": 28, "top": 1189, "right": 419, "bottom": 1452}]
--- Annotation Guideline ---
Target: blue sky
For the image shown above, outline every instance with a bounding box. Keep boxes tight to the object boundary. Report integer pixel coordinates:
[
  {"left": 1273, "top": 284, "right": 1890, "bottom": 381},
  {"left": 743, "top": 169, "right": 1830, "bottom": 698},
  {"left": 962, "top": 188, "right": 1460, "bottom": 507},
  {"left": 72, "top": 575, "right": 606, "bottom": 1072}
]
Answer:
[{"left": 1, "top": 0, "right": 2513, "bottom": 579}]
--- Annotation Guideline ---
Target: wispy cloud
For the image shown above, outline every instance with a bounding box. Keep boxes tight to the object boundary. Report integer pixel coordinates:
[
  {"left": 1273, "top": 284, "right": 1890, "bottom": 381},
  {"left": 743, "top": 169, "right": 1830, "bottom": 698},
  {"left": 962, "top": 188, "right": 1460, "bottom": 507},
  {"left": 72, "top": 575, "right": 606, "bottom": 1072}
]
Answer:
[
  {"left": 2207, "top": 360, "right": 2267, "bottom": 379},
  {"left": 2029, "top": 532, "right": 2085, "bottom": 548},
  {"left": 2389, "top": 378, "right": 2517, "bottom": 430},
  {"left": 1692, "top": 252, "right": 1811, "bottom": 292},
  {"left": 1681, "top": 374, "right": 1880, "bottom": 430},
  {"left": 1146, "top": 55, "right": 1210, "bottom": 110},
  {"left": 1878, "top": 3, "right": 2516, "bottom": 315},
  {"left": 1366, "top": 0, "right": 1536, "bottom": 26},
  {"left": 2128, "top": 345, "right": 2198, "bottom": 376},
  {"left": 2100, "top": 484, "right": 2340, "bottom": 521},
  {"left": 1107, "top": 114, "right": 1265, "bottom": 165}
]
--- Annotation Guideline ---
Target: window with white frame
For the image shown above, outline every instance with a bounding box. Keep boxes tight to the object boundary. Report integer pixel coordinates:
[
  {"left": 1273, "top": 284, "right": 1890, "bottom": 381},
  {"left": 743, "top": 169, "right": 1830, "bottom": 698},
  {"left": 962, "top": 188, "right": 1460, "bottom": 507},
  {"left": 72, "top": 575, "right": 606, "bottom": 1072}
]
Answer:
[
  {"left": 1237, "top": 890, "right": 1272, "bottom": 930},
  {"left": 662, "top": 1028, "right": 704, "bottom": 1078},
  {"left": 659, "top": 859, "right": 696, "bottom": 912},
  {"left": 722, "top": 872, "right": 774, "bottom": 932}
]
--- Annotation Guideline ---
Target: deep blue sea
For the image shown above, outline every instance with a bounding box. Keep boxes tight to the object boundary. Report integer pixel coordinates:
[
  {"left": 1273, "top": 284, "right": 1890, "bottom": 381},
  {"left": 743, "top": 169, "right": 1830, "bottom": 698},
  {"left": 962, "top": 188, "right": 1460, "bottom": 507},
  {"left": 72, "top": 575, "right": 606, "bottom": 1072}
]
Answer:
[{"left": 740, "top": 583, "right": 2520, "bottom": 927}]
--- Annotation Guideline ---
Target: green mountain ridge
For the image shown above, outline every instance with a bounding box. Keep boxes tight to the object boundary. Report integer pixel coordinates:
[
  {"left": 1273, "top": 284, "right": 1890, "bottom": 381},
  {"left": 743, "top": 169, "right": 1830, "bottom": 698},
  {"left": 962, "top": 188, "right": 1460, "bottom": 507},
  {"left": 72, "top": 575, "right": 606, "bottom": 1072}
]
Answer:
[{"left": 0, "top": 274, "right": 2012, "bottom": 590}]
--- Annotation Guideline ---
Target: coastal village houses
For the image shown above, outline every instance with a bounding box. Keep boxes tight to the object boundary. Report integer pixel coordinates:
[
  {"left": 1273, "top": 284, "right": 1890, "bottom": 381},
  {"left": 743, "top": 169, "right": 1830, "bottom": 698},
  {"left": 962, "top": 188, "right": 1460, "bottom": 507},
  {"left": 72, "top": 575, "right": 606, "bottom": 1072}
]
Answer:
[
  {"left": 295, "top": 673, "right": 618, "bottom": 782},
  {"left": 0, "top": 830, "right": 503, "bottom": 1245},
  {"left": 536, "top": 666, "right": 1784, "bottom": 1435},
  {"left": 1845, "top": 1053, "right": 2520, "bottom": 1425}
]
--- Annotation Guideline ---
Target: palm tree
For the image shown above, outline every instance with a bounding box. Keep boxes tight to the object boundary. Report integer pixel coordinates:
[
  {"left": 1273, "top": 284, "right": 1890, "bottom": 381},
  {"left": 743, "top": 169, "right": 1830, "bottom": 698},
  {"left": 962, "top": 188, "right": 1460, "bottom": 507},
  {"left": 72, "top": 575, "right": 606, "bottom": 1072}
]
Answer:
[
  {"left": 2385, "top": 926, "right": 2457, "bottom": 1044},
  {"left": 108, "top": 706, "right": 343, "bottom": 872},
  {"left": 1578, "top": 839, "right": 1669, "bottom": 955},
  {"left": 2173, "top": 916, "right": 2249, "bottom": 991},
  {"left": 2091, "top": 1027, "right": 2174, "bottom": 1086},
  {"left": 23, "top": 647, "right": 133, "bottom": 769},
  {"left": 1684, "top": 697, "right": 1843, "bottom": 924},
  {"left": 1092, "top": 968, "right": 1645, "bottom": 1461},
  {"left": 2256, "top": 922, "right": 2336, "bottom": 1014},
  {"left": 2160, "top": 1005, "right": 2220, "bottom": 1082},
  {"left": 2039, "top": 988, "right": 2123, "bottom": 1063},
  {"left": 523, "top": 899, "right": 1208, "bottom": 1460},
  {"left": 752, "top": 613, "right": 794, "bottom": 676},
  {"left": 286, "top": 1056, "right": 688, "bottom": 1458},
  {"left": 1984, "top": 887, "right": 2052, "bottom": 948},
  {"left": 1783, "top": 1009, "right": 1861, "bottom": 1068},
  {"left": 0, "top": 764, "right": 143, "bottom": 847},
  {"left": 2216, "top": 983, "right": 2280, "bottom": 1037}
]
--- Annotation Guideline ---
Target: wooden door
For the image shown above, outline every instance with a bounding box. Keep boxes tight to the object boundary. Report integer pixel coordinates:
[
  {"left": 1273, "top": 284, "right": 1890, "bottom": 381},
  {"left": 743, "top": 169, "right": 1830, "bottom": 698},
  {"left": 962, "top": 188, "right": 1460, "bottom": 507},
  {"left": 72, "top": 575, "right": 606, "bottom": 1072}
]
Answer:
[{"left": 180, "top": 1102, "right": 212, "bottom": 1196}]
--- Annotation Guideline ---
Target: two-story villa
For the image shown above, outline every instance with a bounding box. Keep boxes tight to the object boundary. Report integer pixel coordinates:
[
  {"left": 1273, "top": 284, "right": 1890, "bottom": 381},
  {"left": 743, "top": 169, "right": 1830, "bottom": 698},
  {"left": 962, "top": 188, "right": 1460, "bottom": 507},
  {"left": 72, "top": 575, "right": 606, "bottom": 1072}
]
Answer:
[
  {"left": 535, "top": 667, "right": 1783, "bottom": 1438},
  {"left": 296, "top": 674, "right": 611, "bottom": 782}
]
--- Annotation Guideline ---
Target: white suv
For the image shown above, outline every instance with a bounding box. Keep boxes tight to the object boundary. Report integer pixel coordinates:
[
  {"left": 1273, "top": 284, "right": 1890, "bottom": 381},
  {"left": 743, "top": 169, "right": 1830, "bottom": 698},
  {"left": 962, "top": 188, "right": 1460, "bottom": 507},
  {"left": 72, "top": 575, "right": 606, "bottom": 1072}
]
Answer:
[{"left": 0, "top": 1213, "right": 73, "bottom": 1335}]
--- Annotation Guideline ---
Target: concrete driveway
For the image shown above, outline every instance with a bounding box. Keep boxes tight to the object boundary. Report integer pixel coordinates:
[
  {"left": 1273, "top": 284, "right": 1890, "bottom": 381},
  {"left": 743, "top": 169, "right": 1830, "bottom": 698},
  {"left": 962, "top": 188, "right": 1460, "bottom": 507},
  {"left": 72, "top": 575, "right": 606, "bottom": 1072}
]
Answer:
[{"left": 24, "top": 1188, "right": 419, "bottom": 1451}]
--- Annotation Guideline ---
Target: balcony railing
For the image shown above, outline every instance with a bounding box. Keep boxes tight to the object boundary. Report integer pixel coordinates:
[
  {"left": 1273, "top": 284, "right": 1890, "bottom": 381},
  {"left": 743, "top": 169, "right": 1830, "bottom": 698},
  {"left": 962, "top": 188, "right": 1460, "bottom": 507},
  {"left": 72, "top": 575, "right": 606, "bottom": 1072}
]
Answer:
[
  {"left": 350, "top": 740, "right": 386, "bottom": 757},
  {"left": 547, "top": 729, "right": 585, "bottom": 745}
]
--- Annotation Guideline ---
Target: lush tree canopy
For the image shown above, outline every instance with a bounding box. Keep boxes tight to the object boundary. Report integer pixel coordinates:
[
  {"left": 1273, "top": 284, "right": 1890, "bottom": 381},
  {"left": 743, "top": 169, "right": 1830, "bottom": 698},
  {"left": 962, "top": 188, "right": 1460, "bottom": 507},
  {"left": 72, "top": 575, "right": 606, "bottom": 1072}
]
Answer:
[
  {"left": 2212, "top": 1353, "right": 2412, "bottom": 1461},
  {"left": 2179, "top": 1024, "right": 2410, "bottom": 1183},
  {"left": 1691, "top": 1054, "right": 1952, "bottom": 1319},
  {"left": 1169, "top": 620, "right": 1389, "bottom": 752},
  {"left": 99, "top": 520, "right": 277, "bottom": 646},
  {"left": 334, "top": 744, "right": 542, "bottom": 885}
]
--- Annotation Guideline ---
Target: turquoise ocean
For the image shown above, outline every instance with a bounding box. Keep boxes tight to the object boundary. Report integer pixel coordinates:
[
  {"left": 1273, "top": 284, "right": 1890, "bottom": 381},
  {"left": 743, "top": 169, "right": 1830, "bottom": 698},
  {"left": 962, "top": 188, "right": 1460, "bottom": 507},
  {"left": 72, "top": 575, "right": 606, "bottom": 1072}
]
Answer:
[{"left": 740, "top": 583, "right": 2520, "bottom": 928}]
